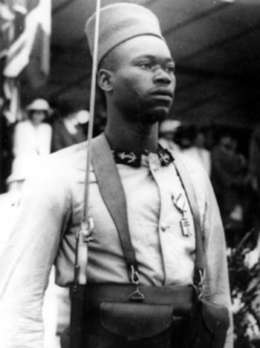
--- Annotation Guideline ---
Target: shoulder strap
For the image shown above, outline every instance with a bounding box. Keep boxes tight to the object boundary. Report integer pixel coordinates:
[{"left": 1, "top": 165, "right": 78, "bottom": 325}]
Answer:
[
  {"left": 173, "top": 157, "right": 205, "bottom": 286},
  {"left": 91, "top": 134, "right": 138, "bottom": 280}
]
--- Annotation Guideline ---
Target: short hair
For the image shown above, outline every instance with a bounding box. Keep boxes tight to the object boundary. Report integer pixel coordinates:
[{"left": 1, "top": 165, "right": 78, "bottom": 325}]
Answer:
[{"left": 98, "top": 48, "right": 119, "bottom": 72}]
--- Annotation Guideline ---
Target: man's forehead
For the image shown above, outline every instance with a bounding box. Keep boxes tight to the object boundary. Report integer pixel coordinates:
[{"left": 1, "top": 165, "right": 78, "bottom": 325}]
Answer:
[{"left": 116, "top": 35, "right": 173, "bottom": 61}]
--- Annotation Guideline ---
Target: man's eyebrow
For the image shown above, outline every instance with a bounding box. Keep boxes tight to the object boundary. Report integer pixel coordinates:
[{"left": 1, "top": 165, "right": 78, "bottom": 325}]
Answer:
[{"left": 132, "top": 54, "right": 175, "bottom": 64}]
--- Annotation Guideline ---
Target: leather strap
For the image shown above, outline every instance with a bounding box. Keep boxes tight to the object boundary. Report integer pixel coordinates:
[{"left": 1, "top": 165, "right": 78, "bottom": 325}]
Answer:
[
  {"left": 91, "top": 133, "right": 205, "bottom": 285},
  {"left": 91, "top": 134, "right": 138, "bottom": 280}
]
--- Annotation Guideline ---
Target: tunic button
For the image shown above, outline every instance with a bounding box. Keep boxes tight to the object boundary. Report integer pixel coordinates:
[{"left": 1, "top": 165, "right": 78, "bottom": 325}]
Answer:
[{"left": 160, "top": 222, "right": 168, "bottom": 232}]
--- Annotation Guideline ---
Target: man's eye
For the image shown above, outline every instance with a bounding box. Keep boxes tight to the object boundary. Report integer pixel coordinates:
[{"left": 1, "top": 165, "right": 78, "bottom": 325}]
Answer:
[
  {"left": 165, "top": 66, "right": 175, "bottom": 74},
  {"left": 139, "top": 62, "right": 152, "bottom": 69}
]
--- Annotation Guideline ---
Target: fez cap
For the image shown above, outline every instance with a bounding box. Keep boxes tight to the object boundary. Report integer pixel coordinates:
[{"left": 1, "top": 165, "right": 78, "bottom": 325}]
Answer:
[{"left": 85, "top": 3, "right": 163, "bottom": 65}]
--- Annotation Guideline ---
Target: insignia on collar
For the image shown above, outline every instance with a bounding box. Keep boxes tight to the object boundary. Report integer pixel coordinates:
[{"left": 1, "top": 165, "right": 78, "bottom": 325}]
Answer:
[
  {"left": 117, "top": 151, "right": 137, "bottom": 163},
  {"left": 157, "top": 148, "right": 174, "bottom": 166},
  {"left": 112, "top": 150, "right": 141, "bottom": 167},
  {"left": 112, "top": 147, "right": 174, "bottom": 168}
]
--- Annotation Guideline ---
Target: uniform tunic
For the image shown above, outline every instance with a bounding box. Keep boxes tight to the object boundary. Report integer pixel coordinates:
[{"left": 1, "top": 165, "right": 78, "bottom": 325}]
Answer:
[{"left": 0, "top": 138, "right": 232, "bottom": 348}]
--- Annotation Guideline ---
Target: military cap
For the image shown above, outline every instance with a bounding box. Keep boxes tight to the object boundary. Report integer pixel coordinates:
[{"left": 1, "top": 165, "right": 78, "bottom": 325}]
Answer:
[{"left": 85, "top": 3, "right": 163, "bottom": 64}]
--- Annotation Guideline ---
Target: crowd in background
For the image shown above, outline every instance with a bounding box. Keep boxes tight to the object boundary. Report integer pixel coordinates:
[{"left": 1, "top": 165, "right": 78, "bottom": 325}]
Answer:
[{"left": 3, "top": 98, "right": 91, "bottom": 195}]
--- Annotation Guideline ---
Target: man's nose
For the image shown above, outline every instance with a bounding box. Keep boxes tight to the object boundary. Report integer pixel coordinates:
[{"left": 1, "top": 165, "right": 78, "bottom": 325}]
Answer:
[{"left": 153, "top": 68, "right": 175, "bottom": 85}]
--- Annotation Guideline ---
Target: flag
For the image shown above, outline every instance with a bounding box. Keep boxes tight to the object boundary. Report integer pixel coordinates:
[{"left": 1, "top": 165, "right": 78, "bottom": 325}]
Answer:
[
  {"left": 3, "top": 0, "right": 51, "bottom": 87},
  {"left": 0, "top": 2, "right": 15, "bottom": 59},
  {"left": 3, "top": 79, "right": 22, "bottom": 123}
]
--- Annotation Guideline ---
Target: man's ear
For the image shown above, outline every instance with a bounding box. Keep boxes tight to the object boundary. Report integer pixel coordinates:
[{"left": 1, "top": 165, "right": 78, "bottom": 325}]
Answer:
[{"left": 97, "top": 69, "right": 113, "bottom": 92}]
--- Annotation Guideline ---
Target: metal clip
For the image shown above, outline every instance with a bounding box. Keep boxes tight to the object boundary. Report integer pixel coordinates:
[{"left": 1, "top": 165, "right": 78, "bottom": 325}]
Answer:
[
  {"left": 131, "top": 265, "right": 140, "bottom": 285},
  {"left": 129, "top": 265, "right": 145, "bottom": 302}
]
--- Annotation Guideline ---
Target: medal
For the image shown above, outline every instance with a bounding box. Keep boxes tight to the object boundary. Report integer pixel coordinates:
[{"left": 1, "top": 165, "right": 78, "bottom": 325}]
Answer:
[
  {"left": 173, "top": 193, "right": 192, "bottom": 237},
  {"left": 180, "top": 216, "right": 191, "bottom": 237}
]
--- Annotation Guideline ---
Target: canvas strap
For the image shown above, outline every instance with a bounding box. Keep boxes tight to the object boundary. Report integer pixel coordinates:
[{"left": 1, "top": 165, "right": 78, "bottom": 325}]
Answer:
[{"left": 91, "top": 134, "right": 138, "bottom": 279}]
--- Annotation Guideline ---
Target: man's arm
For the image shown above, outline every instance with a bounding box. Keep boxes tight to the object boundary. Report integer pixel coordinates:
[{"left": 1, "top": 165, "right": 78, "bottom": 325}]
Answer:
[{"left": 0, "top": 161, "right": 71, "bottom": 348}]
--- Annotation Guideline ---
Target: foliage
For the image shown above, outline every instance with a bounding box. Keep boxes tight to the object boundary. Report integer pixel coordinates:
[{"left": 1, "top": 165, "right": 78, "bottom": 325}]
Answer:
[{"left": 228, "top": 229, "right": 260, "bottom": 348}]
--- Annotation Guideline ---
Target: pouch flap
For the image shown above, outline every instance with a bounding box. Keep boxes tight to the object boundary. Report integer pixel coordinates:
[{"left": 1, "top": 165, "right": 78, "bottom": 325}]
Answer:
[
  {"left": 100, "top": 302, "right": 174, "bottom": 340},
  {"left": 201, "top": 300, "right": 230, "bottom": 335}
]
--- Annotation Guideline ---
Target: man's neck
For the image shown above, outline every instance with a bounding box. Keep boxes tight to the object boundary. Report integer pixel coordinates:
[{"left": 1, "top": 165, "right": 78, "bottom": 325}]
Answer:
[{"left": 104, "top": 118, "right": 159, "bottom": 154}]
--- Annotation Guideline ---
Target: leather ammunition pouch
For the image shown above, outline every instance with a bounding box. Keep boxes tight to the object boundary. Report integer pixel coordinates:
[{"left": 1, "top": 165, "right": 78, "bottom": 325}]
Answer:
[
  {"left": 63, "top": 283, "right": 229, "bottom": 348},
  {"left": 65, "top": 284, "right": 193, "bottom": 348}
]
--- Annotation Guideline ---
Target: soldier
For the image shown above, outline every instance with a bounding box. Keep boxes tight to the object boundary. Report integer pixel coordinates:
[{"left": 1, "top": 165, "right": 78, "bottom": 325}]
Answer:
[{"left": 0, "top": 3, "right": 233, "bottom": 348}]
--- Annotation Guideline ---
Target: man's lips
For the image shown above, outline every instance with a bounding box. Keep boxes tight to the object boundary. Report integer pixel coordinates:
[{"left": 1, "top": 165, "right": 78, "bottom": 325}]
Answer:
[
  {"left": 150, "top": 88, "right": 173, "bottom": 97},
  {"left": 150, "top": 88, "right": 174, "bottom": 102}
]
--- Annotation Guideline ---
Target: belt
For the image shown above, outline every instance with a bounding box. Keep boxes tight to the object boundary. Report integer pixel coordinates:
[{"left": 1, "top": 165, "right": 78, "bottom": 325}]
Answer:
[{"left": 76, "top": 283, "right": 195, "bottom": 316}]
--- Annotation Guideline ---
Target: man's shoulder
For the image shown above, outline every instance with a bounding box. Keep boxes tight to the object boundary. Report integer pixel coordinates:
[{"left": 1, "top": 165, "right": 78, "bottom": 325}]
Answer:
[
  {"left": 25, "top": 141, "right": 88, "bottom": 190},
  {"left": 174, "top": 152, "right": 211, "bottom": 200},
  {"left": 175, "top": 152, "right": 208, "bottom": 178},
  {"left": 50, "top": 141, "right": 88, "bottom": 168}
]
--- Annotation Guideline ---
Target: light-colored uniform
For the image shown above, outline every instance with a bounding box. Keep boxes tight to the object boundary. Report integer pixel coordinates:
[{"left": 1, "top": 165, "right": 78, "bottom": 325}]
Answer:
[{"left": 0, "top": 138, "right": 232, "bottom": 348}]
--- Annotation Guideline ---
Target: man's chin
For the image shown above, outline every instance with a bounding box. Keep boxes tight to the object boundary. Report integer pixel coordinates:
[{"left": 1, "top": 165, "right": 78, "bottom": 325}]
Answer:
[{"left": 141, "top": 107, "right": 169, "bottom": 124}]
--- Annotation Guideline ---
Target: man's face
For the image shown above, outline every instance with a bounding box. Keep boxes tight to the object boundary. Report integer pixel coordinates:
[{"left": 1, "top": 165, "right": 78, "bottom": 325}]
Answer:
[{"left": 109, "top": 35, "right": 176, "bottom": 124}]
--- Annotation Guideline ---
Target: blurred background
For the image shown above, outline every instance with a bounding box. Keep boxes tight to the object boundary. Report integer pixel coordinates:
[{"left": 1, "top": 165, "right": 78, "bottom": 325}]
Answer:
[
  {"left": 1, "top": 0, "right": 260, "bottom": 347},
  {"left": 1, "top": 0, "right": 260, "bottom": 190}
]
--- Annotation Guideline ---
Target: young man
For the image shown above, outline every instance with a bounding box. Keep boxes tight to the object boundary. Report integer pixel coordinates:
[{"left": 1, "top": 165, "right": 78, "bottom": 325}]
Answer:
[{"left": 0, "top": 3, "right": 233, "bottom": 348}]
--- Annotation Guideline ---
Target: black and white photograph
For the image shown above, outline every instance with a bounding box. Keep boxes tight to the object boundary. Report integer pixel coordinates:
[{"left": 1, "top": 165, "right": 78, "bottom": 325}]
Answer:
[{"left": 0, "top": 1, "right": 260, "bottom": 347}]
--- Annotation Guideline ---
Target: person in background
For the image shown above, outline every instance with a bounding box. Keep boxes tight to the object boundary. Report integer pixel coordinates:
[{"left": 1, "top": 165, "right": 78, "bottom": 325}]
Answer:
[
  {"left": 173, "top": 123, "right": 194, "bottom": 151},
  {"left": 159, "top": 119, "right": 181, "bottom": 152},
  {"left": 7, "top": 98, "right": 52, "bottom": 193},
  {"left": 182, "top": 127, "right": 211, "bottom": 176},
  {"left": 51, "top": 99, "right": 89, "bottom": 152},
  {"left": 211, "top": 132, "right": 246, "bottom": 245}
]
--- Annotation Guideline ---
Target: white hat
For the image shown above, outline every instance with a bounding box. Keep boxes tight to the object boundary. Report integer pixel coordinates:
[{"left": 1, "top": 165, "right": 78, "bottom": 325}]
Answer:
[
  {"left": 160, "top": 120, "right": 181, "bottom": 133},
  {"left": 76, "top": 110, "right": 90, "bottom": 124},
  {"left": 27, "top": 99, "right": 50, "bottom": 113}
]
